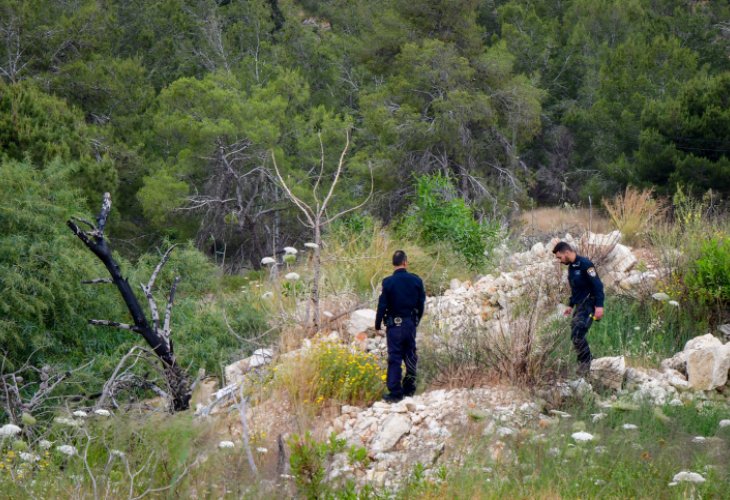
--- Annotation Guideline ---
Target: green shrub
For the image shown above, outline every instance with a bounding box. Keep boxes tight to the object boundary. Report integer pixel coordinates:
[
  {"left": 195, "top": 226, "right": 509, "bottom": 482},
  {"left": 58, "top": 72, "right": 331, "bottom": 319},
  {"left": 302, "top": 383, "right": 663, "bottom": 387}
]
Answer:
[
  {"left": 288, "top": 431, "right": 346, "bottom": 499},
  {"left": 686, "top": 235, "right": 730, "bottom": 305},
  {"left": 400, "top": 174, "right": 499, "bottom": 269}
]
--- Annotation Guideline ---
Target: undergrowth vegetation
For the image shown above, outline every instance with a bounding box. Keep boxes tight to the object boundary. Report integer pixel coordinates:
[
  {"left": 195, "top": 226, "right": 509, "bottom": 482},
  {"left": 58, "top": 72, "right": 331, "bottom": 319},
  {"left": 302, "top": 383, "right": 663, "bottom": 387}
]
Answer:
[{"left": 272, "top": 341, "right": 385, "bottom": 408}]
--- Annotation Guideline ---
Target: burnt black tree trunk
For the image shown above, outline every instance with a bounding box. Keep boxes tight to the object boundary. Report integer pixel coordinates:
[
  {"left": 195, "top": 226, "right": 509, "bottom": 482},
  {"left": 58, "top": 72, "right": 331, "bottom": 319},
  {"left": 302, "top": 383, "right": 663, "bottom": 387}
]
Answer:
[{"left": 67, "top": 193, "right": 191, "bottom": 411}]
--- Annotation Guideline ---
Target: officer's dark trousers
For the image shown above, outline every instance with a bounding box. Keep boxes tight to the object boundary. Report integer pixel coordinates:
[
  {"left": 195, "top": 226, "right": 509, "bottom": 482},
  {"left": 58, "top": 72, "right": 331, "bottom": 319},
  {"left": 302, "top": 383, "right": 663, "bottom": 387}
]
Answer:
[
  {"left": 386, "top": 319, "right": 417, "bottom": 398},
  {"left": 571, "top": 301, "right": 594, "bottom": 367}
]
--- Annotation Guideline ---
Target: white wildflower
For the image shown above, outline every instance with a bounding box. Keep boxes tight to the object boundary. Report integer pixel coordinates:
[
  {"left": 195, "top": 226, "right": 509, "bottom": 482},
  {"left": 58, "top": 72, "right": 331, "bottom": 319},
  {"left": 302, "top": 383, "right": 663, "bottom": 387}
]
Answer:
[
  {"left": 218, "top": 441, "right": 235, "bottom": 449},
  {"left": 304, "top": 242, "right": 318, "bottom": 249},
  {"left": 19, "top": 452, "right": 40, "bottom": 463},
  {"left": 285, "top": 272, "right": 300, "bottom": 281},
  {"left": 691, "top": 436, "right": 706, "bottom": 443},
  {"left": 94, "top": 409, "right": 111, "bottom": 417},
  {"left": 110, "top": 450, "right": 125, "bottom": 458},
  {"left": 54, "top": 417, "right": 80, "bottom": 428},
  {"left": 283, "top": 246, "right": 298, "bottom": 255},
  {"left": 634, "top": 326, "right": 641, "bottom": 331},
  {"left": 56, "top": 445, "right": 77, "bottom": 457},
  {"left": 261, "top": 257, "right": 276, "bottom": 265},
  {"left": 622, "top": 424, "right": 638, "bottom": 430},
  {"left": 672, "top": 471, "right": 705, "bottom": 484},
  {"left": 38, "top": 440, "right": 52, "bottom": 450},
  {"left": 651, "top": 292, "right": 670, "bottom": 302},
  {"left": 256, "top": 447, "right": 268, "bottom": 454},
  {"left": 594, "top": 479, "right": 606, "bottom": 486},
  {"left": 261, "top": 291, "right": 274, "bottom": 299},
  {"left": 323, "top": 311, "right": 334, "bottom": 318},
  {"left": 72, "top": 410, "right": 88, "bottom": 418},
  {"left": 591, "top": 413, "right": 607, "bottom": 423},
  {"left": 668, "top": 300, "right": 680, "bottom": 307},
  {"left": 571, "top": 431, "right": 594, "bottom": 443},
  {"left": 0, "top": 424, "right": 22, "bottom": 437},
  {"left": 594, "top": 446, "right": 607, "bottom": 454}
]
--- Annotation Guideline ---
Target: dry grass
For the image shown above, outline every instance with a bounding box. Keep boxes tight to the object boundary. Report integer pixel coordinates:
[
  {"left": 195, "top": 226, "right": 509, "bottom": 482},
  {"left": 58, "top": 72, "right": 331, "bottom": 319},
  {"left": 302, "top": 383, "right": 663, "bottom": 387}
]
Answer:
[
  {"left": 603, "top": 186, "right": 668, "bottom": 245},
  {"left": 518, "top": 207, "right": 612, "bottom": 237}
]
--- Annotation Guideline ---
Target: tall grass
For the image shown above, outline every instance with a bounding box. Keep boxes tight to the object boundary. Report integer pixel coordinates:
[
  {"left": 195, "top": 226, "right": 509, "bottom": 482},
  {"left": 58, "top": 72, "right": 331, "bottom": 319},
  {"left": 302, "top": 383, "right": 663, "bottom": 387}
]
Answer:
[
  {"left": 603, "top": 186, "right": 667, "bottom": 245},
  {"left": 397, "top": 400, "right": 730, "bottom": 498}
]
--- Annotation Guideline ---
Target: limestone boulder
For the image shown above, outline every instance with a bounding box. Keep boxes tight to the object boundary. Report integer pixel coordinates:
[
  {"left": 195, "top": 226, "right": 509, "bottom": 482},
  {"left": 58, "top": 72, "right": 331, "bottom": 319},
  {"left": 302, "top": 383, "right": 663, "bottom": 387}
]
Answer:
[
  {"left": 371, "top": 414, "right": 412, "bottom": 452},
  {"left": 590, "top": 356, "right": 626, "bottom": 390},
  {"left": 686, "top": 344, "right": 730, "bottom": 391},
  {"left": 224, "top": 348, "right": 273, "bottom": 384},
  {"left": 347, "top": 309, "right": 377, "bottom": 336}
]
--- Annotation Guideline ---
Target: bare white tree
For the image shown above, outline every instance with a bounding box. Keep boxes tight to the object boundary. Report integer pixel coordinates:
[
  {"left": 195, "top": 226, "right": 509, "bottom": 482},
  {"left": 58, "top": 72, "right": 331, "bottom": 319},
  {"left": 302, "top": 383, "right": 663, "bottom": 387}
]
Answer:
[{"left": 270, "top": 129, "right": 373, "bottom": 329}]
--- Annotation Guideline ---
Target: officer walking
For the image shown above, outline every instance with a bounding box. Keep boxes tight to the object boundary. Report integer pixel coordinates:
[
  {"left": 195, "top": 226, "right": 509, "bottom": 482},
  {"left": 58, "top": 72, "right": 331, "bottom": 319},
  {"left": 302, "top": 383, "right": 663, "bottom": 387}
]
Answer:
[
  {"left": 552, "top": 242, "right": 605, "bottom": 375},
  {"left": 375, "top": 250, "right": 426, "bottom": 403}
]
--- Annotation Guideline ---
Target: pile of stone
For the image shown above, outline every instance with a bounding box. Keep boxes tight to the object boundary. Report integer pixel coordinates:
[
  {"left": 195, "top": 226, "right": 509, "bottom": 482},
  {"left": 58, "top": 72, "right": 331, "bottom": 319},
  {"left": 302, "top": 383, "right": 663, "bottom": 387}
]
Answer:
[
  {"left": 325, "top": 387, "right": 538, "bottom": 488},
  {"left": 589, "top": 333, "right": 730, "bottom": 406},
  {"left": 428, "top": 232, "right": 661, "bottom": 335}
]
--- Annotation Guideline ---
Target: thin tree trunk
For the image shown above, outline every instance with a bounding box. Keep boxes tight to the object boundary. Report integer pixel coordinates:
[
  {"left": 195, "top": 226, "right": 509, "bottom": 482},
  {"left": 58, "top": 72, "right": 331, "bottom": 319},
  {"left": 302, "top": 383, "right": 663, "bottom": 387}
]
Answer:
[{"left": 67, "top": 193, "right": 191, "bottom": 412}]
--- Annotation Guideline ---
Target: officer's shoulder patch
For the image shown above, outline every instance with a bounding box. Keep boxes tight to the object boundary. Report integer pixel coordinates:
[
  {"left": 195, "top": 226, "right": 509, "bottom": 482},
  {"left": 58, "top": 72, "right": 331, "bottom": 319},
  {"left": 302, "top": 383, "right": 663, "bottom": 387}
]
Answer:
[{"left": 586, "top": 267, "right": 597, "bottom": 277}]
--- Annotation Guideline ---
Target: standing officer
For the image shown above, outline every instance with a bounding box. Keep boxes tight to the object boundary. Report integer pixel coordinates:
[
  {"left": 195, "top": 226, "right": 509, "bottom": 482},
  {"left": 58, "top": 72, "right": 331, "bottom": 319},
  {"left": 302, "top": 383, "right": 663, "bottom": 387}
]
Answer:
[
  {"left": 375, "top": 250, "right": 426, "bottom": 403},
  {"left": 552, "top": 241, "right": 605, "bottom": 375}
]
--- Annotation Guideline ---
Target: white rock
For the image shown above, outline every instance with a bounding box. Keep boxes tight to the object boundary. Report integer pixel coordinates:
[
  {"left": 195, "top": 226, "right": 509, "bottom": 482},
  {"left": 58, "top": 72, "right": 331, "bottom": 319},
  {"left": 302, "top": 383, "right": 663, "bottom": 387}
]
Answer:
[
  {"left": 347, "top": 309, "right": 377, "bottom": 336},
  {"left": 371, "top": 414, "right": 412, "bottom": 452},
  {"left": 622, "top": 424, "right": 638, "bottom": 430},
  {"left": 668, "top": 300, "right": 680, "bottom": 307},
  {"left": 591, "top": 413, "right": 607, "bottom": 423},
  {"left": 686, "top": 343, "right": 730, "bottom": 390},
  {"left": 249, "top": 348, "right": 274, "bottom": 368},
  {"left": 218, "top": 441, "right": 235, "bottom": 449},
  {"left": 72, "top": 411, "right": 88, "bottom": 418},
  {"left": 684, "top": 334, "right": 723, "bottom": 352},
  {"left": 496, "top": 427, "right": 515, "bottom": 438},
  {"left": 672, "top": 471, "right": 705, "bottom": 484},
  {"left": 691, "top": 436, "right": 706, "bottom": 443},
  {"left": 549, "top": 410, "right": 572, "bottom": 418},
  {"left": 719, "top": 420, "right": 730, "bottom": 428},
  {"left": 590, "top": 356, "right": 626, "bottom": 390},
  {"left": 0, "top": 424, "right": 22, "bottom": 437},
  {"left": 94, "top": 409, "right": 111, "bottom": 417},
  {"left": 571, "top": 432, "right": 594, "bottom": 443},
  {"left": 669, "top": 399, "right": 683, "bottom": 407}
]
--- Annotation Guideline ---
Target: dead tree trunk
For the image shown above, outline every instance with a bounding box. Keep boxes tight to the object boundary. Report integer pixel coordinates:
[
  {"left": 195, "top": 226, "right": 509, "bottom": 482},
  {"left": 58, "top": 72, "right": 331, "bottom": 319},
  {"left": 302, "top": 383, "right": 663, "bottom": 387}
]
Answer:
[{"left": 67, "top": 193, "right": 191, "bottom": 412}]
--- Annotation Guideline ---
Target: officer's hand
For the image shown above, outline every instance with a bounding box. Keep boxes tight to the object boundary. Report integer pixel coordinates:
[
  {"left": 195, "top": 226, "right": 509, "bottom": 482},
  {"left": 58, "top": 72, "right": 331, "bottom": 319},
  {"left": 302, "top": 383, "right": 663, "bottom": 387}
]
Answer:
[
  {"left": 563, "top": 307, "right": 572, "bottom": 317},
  {"left": 593, "top": 307, "right": 604, "bottom": 320}
]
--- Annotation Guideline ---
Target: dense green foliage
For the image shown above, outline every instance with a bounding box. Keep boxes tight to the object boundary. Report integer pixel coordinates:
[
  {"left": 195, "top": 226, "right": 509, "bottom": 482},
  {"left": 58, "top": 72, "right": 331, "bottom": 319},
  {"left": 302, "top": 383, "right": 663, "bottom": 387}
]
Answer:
[
  {"left": 1, "top": 0, "right": 727, "bottom": 268},
  {"left": 402, "top": 174, "right": 499, "bottom": 267},
  {"left": 0, "top": 0, "right": 728, "bottom": 419},
  {"left": 686, "top": 236, "right": 730, "bottom": 306}
]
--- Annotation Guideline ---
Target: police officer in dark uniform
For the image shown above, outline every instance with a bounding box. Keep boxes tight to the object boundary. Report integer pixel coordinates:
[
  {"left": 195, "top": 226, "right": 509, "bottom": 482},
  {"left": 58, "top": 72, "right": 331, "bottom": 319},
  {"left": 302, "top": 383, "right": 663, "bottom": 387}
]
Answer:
[
  {"left": 552, "top": 241, "right": 605, "bottom": 375},
  {"left": 375, "top": 250, "right": 426, "bottom": 403}
]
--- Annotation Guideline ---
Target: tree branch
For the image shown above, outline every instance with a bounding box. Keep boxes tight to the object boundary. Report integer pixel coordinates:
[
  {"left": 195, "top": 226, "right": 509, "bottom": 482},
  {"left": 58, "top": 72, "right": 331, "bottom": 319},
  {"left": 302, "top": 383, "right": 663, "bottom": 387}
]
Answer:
[{"left": 89, "top": 320, "right": 142, "bottom": 333}]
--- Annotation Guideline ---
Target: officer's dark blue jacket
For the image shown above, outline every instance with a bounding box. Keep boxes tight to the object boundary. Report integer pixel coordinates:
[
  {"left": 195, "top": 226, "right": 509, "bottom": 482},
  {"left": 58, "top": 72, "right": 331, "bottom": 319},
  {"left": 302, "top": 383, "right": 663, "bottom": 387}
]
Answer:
[
  {"left": 375, "top": 269, "right": 426, "bottom": 330},
  {"left": 567, "top": 255, "right": 605, "bottom": 308}
]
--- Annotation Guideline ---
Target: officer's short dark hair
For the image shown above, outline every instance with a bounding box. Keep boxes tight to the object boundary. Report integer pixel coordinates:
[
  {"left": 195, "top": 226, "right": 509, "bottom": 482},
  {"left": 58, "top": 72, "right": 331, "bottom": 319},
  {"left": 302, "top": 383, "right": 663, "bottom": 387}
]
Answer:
[
  {"left": 552, "top": 241, "right": 574, "bottom": 254},
  {"left": 392, "top": 250, "right": 407, "bottom": 266}
]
